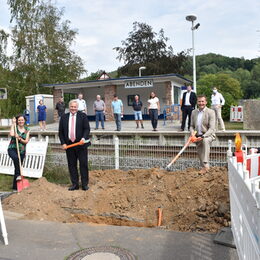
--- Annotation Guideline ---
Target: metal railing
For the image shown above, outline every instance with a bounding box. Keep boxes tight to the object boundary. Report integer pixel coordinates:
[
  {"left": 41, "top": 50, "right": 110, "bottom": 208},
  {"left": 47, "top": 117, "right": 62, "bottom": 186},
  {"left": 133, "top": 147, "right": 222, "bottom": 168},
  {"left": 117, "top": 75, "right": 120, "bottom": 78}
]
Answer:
[{"left": 46, "top": 137, "right": 229, "bottom": 171}]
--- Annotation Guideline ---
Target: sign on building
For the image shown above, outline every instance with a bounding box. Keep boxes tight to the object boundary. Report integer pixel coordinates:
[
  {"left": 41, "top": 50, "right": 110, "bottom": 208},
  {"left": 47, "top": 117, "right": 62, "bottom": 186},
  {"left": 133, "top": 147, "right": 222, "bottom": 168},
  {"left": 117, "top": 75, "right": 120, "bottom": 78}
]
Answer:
[
  {"left": 125, "top": 79, "right": 153, "bottom": 89},
  {"left": 0, "top": 88, "right": 7, "bottom": 99}
]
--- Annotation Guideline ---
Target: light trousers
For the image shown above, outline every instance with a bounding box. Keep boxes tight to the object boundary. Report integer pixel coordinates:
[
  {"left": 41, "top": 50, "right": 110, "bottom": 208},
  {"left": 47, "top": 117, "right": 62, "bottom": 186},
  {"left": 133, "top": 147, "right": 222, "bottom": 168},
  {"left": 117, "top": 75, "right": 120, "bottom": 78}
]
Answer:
[
  {"left": 212, "top": 105, "right": 225, "bottom": 130},
  {"left": 196, "top": 136, "right": 214, "bottom": 167}
]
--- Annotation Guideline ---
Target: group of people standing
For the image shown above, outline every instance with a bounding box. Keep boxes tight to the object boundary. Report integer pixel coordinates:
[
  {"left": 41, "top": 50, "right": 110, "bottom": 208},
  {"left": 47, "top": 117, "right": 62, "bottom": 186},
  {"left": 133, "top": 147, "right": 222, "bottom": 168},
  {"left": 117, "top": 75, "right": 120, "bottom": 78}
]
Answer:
[{"left": 8, "top": 86, "right": 226, "bottom": 191}]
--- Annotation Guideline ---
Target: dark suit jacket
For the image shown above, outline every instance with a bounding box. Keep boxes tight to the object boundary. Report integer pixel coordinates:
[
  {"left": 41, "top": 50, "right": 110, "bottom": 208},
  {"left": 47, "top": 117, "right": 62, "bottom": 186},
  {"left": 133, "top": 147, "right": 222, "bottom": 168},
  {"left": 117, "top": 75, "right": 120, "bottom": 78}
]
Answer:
[
  {"left": 181, "top": 91, "right": 197, "bottom": 109},
  {"left": 59, "top": 111, "right": 90, "bottom": 145}
]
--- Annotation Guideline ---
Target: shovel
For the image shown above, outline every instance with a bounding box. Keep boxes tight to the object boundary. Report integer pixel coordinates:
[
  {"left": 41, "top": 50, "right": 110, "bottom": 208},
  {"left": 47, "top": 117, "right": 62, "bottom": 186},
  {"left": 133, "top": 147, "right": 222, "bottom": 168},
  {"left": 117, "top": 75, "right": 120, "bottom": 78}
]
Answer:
[
  {"left": 14, "top": 124, "right": 30, "bottom": 192},
  {"left": 166, "top": 132, "right": 197, "bottom": 170},
  {"left": 64, "top": 139, "right": 91, "bottom": 150}
]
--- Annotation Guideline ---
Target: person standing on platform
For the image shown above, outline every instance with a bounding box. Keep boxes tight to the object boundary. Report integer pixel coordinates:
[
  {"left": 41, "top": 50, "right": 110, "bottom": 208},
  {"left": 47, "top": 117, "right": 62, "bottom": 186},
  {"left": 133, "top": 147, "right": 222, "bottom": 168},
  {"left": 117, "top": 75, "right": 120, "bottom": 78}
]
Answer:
[
  {"left": 211, "top": 87, "right": 225, "bottom": 131},
  {"left": 55, "top": 97, "right": 66, "bottom": 119},
  {"left": 77, "top": 93, "right": 87, "bottom": 113},
  {"left": 93, "top": 95, "right": 106, "bottom": 130},
  {"left": 148, "top": 91, "right": 160, "bottom": 131},
  {"left": 190, "top": 95, "right": 216, "bottom": 173},
  {"left": 181, "top": 85, "right": 197, "bottom": 131},
  {"left": 37, "top": 99, "right": 47, "bottom": 131},
  {"left": 111, "top": 94, "right": 123, "bottom": 131},
  {"left": 132, "top": 95, "right": 144, "bottom": 129},
  {"left": 59, "top": 100, "right": 90, "bottom": 191}
]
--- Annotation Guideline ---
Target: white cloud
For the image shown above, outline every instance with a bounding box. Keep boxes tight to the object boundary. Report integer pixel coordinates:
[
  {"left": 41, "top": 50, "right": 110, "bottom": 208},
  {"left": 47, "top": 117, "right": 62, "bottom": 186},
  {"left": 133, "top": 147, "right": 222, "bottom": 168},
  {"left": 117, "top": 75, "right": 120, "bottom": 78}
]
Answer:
[{"left": 2, "top": 0, "right": 260, "bottom": 73}]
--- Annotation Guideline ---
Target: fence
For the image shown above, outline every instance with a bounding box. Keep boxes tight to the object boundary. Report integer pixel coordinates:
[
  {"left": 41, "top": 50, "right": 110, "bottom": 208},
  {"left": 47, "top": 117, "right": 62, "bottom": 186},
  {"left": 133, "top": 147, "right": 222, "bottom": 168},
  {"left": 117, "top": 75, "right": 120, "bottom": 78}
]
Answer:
[
  {"left": 46, "top": 137, "right": 228, "bottom": 171},
  {"left": 227, "top": 143, "right": 260, "bottom": 260}
]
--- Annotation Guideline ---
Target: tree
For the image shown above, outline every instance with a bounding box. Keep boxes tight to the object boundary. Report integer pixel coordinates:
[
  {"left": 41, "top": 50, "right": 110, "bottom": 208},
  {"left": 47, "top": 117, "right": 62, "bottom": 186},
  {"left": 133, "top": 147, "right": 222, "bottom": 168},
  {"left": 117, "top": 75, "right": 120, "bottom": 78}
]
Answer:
[
  {"left": 197, "top": 73, "right": 242, "bottom": 120},
  {"left": 0, "top": 0, "right": 86, "bottom": 117},
  {"left": 114, "top": 22, "right": 189, "bottom": 76}
]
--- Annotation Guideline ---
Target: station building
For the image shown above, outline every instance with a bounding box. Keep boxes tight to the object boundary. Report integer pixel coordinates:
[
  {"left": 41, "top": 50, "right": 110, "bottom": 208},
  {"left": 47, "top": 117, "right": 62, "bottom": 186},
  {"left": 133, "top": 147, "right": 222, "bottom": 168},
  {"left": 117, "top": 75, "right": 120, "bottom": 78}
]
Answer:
[{"left": 43, "top": 73, "right": 192, "bottom": 121}]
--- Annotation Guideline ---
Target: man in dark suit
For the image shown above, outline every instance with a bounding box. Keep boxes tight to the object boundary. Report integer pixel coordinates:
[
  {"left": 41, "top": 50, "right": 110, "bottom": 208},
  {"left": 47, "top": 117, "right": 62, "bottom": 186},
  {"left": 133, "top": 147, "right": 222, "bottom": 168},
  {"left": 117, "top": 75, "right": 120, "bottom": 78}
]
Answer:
[
  {"left": 59, "top": 100, "right": 90, "bottom": 191},
  {"left": 181, "top": 85, "right": 197, "bottom": 131}
]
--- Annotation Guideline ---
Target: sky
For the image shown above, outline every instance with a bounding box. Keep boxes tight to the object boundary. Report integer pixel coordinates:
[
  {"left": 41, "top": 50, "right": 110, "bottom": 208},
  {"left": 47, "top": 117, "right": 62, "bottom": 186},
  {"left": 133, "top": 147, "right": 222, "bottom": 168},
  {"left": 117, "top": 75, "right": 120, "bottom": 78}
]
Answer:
[{"left": 1, "top": 0, "right": 260, "bottom": 76}]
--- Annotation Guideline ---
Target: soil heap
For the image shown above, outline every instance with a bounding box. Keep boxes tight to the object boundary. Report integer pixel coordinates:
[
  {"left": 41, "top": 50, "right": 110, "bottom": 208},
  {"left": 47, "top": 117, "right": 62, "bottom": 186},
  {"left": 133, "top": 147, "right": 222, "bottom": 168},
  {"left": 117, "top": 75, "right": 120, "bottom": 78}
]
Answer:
[{"left": 3, "top": 167, "right": 230, "bottom": 233}]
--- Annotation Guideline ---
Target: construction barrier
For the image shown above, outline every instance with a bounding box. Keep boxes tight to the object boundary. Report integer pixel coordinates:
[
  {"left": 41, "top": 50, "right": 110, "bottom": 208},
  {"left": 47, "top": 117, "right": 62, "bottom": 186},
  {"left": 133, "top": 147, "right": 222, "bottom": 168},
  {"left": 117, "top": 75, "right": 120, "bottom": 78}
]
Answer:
[
  {"left": 228, "top": 145, "right": 260, "bottom": 259},
  {"left": 0, "top": 198, "right": 8, "bottom": 245},
  {"left": 230, "top": 106, "right": 243, "bottom": 122},
  {"left": 0, "top": 137, "right": 49, "bottom": 178}
]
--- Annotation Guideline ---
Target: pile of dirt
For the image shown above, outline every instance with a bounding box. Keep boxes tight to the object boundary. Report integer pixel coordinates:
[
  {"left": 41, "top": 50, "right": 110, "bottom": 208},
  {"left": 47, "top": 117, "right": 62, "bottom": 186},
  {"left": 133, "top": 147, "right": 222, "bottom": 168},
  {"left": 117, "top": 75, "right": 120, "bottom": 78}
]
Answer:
[{"left": 3, "top": 167, "right": 230, "bottom": 233}]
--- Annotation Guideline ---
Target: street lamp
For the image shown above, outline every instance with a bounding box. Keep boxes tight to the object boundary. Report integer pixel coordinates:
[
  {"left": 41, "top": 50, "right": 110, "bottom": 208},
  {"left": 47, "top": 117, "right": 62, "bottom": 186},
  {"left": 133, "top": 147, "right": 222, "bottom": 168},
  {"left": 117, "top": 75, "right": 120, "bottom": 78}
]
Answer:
[
  {"left": 186, "top": 14, "right": 200, "bottom": 93},
  {"left": 139, "top": 66, "right": 146, "bottom": 77}
]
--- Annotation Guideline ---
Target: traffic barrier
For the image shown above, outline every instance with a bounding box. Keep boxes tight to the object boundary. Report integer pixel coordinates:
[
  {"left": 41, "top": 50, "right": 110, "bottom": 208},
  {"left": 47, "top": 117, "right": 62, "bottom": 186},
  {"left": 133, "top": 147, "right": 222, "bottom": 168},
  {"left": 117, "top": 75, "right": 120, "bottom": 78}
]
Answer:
[
  {"left": 0, "top": 198, "right": 8, "bottom": 245},
  {"left": 230, "top": 106, "right": 243, "bottom": 122},
  {"left": 0, "top": 137, "right": 49, "bottom": 178},
  {"left": 228, "top": 145, "right": 260, "bottom": 259}
]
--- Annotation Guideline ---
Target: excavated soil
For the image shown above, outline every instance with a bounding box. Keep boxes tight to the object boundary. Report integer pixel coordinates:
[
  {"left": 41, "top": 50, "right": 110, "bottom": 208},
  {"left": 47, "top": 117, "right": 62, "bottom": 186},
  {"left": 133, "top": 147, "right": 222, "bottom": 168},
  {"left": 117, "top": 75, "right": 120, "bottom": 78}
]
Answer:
[{"left": 3, "top": 167, "right": 231, "bottom": 233}]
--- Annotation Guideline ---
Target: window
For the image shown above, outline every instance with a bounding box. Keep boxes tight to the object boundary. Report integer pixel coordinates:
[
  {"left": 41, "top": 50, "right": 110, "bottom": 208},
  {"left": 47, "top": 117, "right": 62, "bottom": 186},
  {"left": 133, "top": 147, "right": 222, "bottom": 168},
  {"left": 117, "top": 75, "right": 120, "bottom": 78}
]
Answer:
[{"left": 127, "top": 94, "right": 140, "bottom": 106}]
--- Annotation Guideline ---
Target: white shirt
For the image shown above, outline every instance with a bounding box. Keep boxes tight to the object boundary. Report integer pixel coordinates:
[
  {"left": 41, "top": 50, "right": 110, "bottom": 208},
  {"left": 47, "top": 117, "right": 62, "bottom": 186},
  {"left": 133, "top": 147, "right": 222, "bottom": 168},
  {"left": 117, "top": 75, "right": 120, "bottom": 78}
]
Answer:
[
  {"left": 211, "top": 92, "right": 225, "bottom": 106},
  {"left": 184, "top": 91, "right": 191, "bottom": 106},
  {"left": 197, "top": 109, "right": 204, "bottom": 135},
  {"left": 68, "top": 113, "right": 77, "bottom": 141},
  {"left": 77, "top": 99, "right": 87, "bottom": 112},
  {"left": 148, "top": 97, "right": 159, "bottom": 109}
]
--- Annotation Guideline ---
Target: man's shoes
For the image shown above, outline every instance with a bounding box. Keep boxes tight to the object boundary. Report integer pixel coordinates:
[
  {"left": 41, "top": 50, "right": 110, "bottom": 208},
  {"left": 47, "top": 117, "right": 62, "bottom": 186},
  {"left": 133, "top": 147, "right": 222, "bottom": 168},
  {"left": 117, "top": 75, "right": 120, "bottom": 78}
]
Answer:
[
  {"left": 102, "top": 128, "right": 105, "bottom": 130},
  {"left": 199, "top": 167, "right": 209, "bottom": 174},
  {"left": 16, "top": 176, "right": 22, "bottom": 181},
  {"left": 94, "top": 128, "right": 98, "bottom": 130},
  {"left": 141, "top": 124, "right": 144, "bottom": 129},
  {"left": 68, "top": 185, "right": 79, "bottom": 191},
  {"left": 82, "top": 185, "right": 89, "bottom": 191},
  {"left": 180, "top": 128, "right": 184, "bottom": 131}
]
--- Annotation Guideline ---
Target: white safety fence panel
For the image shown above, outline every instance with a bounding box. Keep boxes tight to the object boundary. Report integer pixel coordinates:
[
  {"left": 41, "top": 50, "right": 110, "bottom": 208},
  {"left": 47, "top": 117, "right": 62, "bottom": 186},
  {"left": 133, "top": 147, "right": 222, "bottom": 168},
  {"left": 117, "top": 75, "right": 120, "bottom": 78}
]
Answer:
[
  {"left": 0, "top": 137, "right": 49, "bottom": 178},
  {"left": 228, "top": 156, "right": 260, "bottom": 260},
  {"left": 245, "top": 153, "right": 260, "bottom": 178}
]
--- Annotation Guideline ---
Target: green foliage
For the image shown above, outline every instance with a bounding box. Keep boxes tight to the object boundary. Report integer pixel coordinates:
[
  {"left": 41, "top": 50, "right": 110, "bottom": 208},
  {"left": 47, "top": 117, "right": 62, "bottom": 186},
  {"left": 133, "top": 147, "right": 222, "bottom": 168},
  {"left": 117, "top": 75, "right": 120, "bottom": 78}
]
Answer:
[
  {"left": 0, "top": 0, "right": 86, "bottom": 117},
  {"left": 0, "top": 175, "right": 13, "bottom": 191},
  {"left": 114, "top": 22, "right": 189, "bottom": 76},
  {"left": 197, "top": 73, "right": 242, "bottom": 120}
]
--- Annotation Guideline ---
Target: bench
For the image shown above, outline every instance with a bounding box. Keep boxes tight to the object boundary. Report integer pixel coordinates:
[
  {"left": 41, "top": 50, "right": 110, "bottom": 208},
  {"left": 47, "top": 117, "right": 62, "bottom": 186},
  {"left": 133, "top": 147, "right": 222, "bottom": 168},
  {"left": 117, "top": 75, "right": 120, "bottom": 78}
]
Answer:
[{"left": 0, "top": 137, "right": 49, "bottom": 178}]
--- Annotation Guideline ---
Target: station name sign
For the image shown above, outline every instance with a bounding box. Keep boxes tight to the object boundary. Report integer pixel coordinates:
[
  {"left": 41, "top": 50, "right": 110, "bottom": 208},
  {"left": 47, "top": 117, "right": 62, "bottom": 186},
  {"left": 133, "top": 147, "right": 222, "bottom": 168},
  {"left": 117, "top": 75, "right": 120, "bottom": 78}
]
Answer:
[{"left": 124, "top": 79, "right": 153, "bottom": 89}]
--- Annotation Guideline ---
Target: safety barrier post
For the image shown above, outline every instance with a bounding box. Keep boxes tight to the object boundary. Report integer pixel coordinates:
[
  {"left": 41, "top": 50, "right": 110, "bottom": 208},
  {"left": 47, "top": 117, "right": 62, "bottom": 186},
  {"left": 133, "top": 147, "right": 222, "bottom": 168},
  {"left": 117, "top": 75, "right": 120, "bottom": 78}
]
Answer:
[
  {"left": 0, "top": 198, "right": 8, "bottom": 245},
  {"left": 114, "top": 136, "right": 119, "bottom": 169}
]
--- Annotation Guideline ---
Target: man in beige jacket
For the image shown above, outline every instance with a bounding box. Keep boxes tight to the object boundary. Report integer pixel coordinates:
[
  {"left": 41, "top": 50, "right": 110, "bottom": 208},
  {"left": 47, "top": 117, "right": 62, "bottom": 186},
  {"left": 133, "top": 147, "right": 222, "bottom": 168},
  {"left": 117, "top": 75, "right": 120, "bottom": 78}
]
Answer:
[{"left": 190, "top": 95, "right": 216, "bottom": 173}]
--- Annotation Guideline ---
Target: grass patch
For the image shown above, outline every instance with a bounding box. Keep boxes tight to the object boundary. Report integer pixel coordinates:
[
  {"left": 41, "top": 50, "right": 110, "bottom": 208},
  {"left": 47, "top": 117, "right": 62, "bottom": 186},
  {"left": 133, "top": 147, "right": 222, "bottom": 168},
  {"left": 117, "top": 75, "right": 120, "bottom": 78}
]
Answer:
[
  {"left": 0, "top": 174, "right": 13, "bottom": 191},
  {"left": 43, "top": 165, "right": 71, "bottom": 185},
  {"left": 224, "top": 121, "right": 243, "bottom": 130}
]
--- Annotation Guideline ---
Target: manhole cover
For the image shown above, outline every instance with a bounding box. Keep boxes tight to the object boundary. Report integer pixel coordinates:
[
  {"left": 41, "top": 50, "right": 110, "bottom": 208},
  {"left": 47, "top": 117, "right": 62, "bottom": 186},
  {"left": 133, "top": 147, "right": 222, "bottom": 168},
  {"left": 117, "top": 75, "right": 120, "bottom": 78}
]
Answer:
[{"left": 67, "top": 246, "right": 136, "bottom": 260}]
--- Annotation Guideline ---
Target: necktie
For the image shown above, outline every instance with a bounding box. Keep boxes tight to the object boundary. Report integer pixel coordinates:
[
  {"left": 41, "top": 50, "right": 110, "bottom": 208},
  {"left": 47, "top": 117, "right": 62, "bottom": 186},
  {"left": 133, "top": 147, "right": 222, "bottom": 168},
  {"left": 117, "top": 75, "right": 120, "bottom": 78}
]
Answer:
[{"left": 70, "top": 114, "right": 75, "bottom": 142}]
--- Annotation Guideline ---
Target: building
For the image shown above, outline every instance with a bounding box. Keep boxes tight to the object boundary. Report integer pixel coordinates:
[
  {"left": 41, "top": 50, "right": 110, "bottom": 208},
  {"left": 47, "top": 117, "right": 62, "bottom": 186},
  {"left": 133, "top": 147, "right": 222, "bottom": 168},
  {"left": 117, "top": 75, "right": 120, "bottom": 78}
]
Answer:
[{"left": 43, "top": 73, "right": 192, "bottom": 121}]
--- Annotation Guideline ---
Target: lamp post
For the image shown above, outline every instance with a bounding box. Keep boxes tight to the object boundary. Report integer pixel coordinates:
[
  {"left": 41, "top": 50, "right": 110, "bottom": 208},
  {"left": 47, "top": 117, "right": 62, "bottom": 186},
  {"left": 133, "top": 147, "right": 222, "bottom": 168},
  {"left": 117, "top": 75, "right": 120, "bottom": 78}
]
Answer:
[
  {"left": 139, "top": 66, "right": 146, "bottom": 77},
  {"left": 186, "top": 15, "right": 200, "bottom": 93}
]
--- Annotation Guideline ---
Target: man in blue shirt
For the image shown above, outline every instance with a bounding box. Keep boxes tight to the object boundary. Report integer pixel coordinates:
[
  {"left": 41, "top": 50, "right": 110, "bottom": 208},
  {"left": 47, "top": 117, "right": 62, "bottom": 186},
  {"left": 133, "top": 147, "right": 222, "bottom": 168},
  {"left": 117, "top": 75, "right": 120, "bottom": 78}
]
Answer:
[{"left": 111, "top": 94, "right": 123, "bottom": 131}]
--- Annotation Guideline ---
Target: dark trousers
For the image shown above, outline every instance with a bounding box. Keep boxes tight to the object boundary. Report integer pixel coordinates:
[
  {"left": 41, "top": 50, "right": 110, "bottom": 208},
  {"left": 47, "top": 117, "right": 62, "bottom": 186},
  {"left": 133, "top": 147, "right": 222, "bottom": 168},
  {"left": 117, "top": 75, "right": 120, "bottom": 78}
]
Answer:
[
  {"left": 8, "top": 148, "right": 25, "bottom": 190},
  {"left": 149, "top": 109, "right": 158, "bottom": 129},
  {"left": 181, "top": 106, "right": 194, "bottom": 130},
  {"left": 65, "top": 145, "right": 89, "bottom": 187},
  {"left": 95, "top": 111, "right": 105, "bottom": 129}
]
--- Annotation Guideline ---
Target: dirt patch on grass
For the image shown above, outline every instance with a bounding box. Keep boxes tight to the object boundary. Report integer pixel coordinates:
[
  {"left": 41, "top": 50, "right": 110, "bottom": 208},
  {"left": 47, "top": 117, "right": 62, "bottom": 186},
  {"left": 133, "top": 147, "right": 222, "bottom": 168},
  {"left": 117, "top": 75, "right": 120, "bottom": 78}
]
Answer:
[{"left": 3, "top": 167, "right": 230, "bottom": 232}]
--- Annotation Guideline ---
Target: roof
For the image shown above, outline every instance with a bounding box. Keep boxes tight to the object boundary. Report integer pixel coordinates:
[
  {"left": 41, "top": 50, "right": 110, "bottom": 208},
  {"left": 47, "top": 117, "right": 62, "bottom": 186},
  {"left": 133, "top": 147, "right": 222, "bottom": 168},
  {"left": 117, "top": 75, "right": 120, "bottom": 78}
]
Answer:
[{"left": 42, "top": 73, "right": 192, "bottom": 90}]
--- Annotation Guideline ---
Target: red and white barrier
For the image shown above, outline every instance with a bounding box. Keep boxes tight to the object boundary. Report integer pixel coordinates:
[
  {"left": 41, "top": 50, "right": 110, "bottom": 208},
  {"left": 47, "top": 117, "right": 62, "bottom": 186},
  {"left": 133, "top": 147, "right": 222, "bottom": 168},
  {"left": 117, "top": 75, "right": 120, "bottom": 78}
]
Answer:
[
  {"left": 230, "top": 106, "right": 243, "bottom": 122},
  {"left": 228, "top": 144, "right": 260, "bottom": 260}
]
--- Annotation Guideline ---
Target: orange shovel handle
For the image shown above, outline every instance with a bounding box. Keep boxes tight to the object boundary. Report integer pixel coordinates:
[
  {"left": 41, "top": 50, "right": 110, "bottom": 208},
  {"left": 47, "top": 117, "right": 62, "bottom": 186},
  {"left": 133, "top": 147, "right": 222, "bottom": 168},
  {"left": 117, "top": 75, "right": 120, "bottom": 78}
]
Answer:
[{"left": 65, "top": 140, "right": 85, "bottom": 149}]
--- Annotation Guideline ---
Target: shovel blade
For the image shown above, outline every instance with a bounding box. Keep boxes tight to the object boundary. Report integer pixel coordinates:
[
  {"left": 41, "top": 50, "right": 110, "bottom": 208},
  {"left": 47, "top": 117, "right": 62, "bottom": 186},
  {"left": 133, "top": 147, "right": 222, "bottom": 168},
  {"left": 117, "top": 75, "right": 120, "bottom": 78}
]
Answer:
[{"left": 17, "top": 178, "right": 30, "bottom": 192}]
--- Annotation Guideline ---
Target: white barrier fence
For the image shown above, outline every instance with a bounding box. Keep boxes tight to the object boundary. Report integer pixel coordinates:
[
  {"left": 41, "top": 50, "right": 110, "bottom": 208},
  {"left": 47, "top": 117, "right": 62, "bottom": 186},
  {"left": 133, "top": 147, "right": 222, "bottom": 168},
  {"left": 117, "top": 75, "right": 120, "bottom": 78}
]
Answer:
[
  {"left": 0, "top": 137, "right": 49, "bottom": 178},
  {"left": 230, "top": 106, "right": 243, "bottom": 122},
  {"left": 228, "top": 144, "right": 260, "bottom": 259}
]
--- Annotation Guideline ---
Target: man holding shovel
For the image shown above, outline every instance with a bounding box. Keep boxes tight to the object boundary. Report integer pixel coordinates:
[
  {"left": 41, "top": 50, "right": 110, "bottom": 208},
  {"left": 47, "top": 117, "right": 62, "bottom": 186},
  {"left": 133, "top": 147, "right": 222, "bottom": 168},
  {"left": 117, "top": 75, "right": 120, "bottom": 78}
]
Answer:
[
  {"left": 190, "top": 95, "right": 216, "bottom": 173},
  {"left": 59, "top": 100, "right": 90, "bottom": 191}
]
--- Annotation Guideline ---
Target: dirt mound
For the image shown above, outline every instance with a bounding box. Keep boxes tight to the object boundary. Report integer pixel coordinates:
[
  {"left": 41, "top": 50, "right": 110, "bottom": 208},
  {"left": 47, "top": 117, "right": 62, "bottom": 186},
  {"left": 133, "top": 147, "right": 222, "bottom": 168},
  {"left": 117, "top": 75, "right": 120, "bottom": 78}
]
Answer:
[{"left": 3, "top": 167, "right": 230, "bottom": 232}]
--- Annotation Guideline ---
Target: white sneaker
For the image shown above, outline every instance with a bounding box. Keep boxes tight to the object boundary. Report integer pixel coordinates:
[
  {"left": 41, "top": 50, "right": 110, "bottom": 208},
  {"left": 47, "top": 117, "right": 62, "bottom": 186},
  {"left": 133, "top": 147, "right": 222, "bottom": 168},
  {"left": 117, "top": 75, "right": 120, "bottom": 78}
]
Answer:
[{"left": 16, "top": 176, "right": 22, "bottom": 181}]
